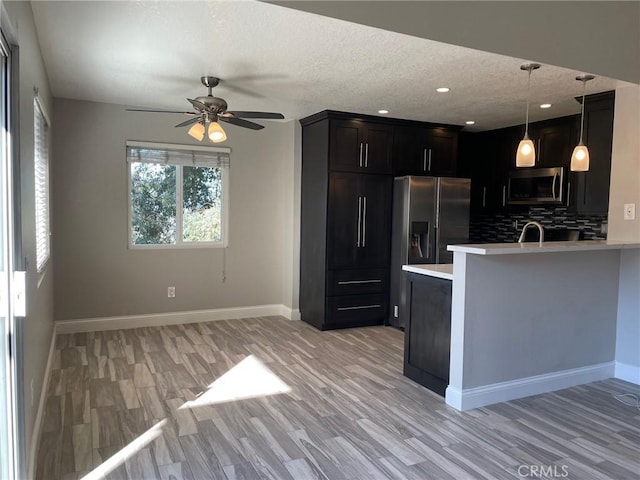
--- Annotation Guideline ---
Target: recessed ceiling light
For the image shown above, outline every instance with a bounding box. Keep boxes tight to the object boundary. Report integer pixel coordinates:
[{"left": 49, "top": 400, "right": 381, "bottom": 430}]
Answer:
[
  {"left": 378, "top": 109, "right": 389, "bottom": 114},
  {"left": 465, "top": 121, "right": 475, "bottom": 125},
  {"left": 540, "top": 103, "right": 552, "bottom": 109},
  {"left": 436, "top": 87, "right": 450, "bottom": 93}
]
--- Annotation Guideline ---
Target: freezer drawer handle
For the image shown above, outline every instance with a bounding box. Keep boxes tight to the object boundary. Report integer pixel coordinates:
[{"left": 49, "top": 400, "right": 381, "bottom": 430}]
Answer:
[
  {"left": 337, "top": 304, "right": 381, "bottom": 311},
  {"left": 337, "top": 279, "right": 382, "bottom": 285}
]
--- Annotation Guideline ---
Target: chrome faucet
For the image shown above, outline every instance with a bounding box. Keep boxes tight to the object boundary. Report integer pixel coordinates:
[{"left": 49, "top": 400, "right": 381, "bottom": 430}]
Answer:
[{"left": 518, "top": 221, "right": 545, "bottom": 244}]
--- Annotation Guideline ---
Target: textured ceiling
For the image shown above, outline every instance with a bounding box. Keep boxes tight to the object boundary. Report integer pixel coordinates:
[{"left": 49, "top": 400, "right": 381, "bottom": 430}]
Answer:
[{"left": 31, "top": 0, "right": 622, "bottom": 131}]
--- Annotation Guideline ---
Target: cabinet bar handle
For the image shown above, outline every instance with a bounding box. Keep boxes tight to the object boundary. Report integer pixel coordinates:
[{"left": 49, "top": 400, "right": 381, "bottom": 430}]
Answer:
[
  {"left": 482, "top": 186, "right": 487, "bottom": 208},
  {"left": 566, "top": 182, "right": 571, "bottom": 207},
  {"left": 337, "top": 279, "right": 382, "bottom": 285},
  {"left": 537, "top": 138, "right": 541, "bottom": 164},
  {"left": 359, "top": 143, "right": 363, "bottom": 167},
  {"left": 365, "top": 143, "right": 369, "bottom": 167},
  {"left": 356, "top": 196, "right": 362, "bottom": 247},
  {"left": 337, "top": 304, "right": 381, "bottom": 311},
  {"left": 552, "top": 173, "right": 558, "bottom": 200},
  {"left": 502, "top": 185, "right": 506, "bottom": 207},
  {"left": 423, "top": 149, "right": 427, "bottom": 171},
  {"left": 362, "top": 196, "right": 367, "bottom": 247},
  {"left": 428, "top": 148, "right": 432, "bottom": 171}
]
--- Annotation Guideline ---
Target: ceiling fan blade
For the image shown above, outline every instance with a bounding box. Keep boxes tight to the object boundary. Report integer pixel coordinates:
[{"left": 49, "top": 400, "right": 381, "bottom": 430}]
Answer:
[
  {"left": 225, "top": 111, "right": 284, "bottom": 119},
  {"left": 175, "top": 117, "right": 201, "bottom": 128},
  {"left": 127, "top": 108, "right": 198, "bottom": 115},
  {"left": 187, "top": 98, "right": 208, "bottom": 111},
  {"left": 219, "top": 116, "right": 264, "bottom": 130}
]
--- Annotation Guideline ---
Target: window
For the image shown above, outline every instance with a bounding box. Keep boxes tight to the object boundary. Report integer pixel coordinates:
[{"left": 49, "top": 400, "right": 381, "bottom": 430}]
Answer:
[
  {"left": 127, "top": 141, "right": 229, "bottom": 248},
  {"left": 34, "top": 96, "right": 50, "bottom": 271}
]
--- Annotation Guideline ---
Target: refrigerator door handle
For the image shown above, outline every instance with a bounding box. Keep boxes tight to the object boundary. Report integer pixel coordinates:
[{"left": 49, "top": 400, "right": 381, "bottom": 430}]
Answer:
[
  {"left": 362, "top": 196, "right": 367, "bottom": 247},
  {"left": 356, "top": 196, "right": 362, "bottom": 247}
]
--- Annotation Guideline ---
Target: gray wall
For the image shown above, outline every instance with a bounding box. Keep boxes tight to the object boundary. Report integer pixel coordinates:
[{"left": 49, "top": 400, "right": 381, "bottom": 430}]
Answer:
[
  {"left": 616, "top": 250, "right": 640, "bottom": 369},
  {"left": 3, "top": 0, "right": 55, "bottom": 474},
  {"left": 52, "top": 98, "right": 298, "bottom": 320},
  {"left": 460, "top": 250, "right": 620, "bottom": 388}
]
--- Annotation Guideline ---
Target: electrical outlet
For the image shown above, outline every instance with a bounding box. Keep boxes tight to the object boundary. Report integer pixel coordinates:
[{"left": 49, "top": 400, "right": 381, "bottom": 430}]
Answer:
[
  {"left": 624, "top": 203, "right": 636, "bottom": 220},
  {"left": 167, "top": 286, "right": 176, "bottom": 298},
  {"left": 394, "top": 305, "right": 399, "bottom": 318}
]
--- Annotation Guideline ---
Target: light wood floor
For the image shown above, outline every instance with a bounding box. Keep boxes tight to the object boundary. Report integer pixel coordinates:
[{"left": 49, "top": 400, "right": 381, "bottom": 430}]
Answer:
[{"left": 36, "top": 317, "right": 640, "bottom": 480}]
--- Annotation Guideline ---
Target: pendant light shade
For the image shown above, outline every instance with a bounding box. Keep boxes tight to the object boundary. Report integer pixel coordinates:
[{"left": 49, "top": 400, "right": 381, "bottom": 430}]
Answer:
[
  {"left": 208, "top": 121, "right": 227, "bottom": 143},
  {"left": 516, "top": 63, "right": 541, "bottom": 168},
  {"left": 571, "top": 74, "right": 595, "bottom": 172},
  {"left": 188, "top": 122, "right": 205, "bottom": 141}
]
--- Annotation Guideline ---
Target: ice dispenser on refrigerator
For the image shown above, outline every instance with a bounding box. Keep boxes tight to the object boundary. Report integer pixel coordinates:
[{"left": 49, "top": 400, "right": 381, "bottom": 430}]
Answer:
[{"left": 389, "top": 176, "right": 470, "bottom": 328}]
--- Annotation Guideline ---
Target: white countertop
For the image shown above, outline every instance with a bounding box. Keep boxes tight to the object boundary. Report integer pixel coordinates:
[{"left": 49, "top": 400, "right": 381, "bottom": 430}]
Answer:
[
  {"left": 447, "top": 240, "right": 640, "bottom": 256},
  {"left": 402, "top": 263, "right": 453, "bottom": 280}
]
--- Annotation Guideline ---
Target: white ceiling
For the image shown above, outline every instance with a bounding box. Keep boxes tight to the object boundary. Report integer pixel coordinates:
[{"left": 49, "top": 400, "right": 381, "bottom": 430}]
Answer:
[{"left": 31, "top": 0, "right": 622, "bottom": 131}]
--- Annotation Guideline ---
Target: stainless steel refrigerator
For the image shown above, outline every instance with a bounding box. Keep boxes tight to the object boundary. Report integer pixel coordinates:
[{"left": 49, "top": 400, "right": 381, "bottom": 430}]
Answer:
[{"left": 389, "top": 176, "right": 470, "bottom": 328}]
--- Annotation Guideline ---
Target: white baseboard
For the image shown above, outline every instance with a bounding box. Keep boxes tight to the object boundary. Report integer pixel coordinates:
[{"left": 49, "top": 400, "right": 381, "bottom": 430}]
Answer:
[
  {"left": 27, "top": 323, "right": 58, "bottom": 480},
  {"left": 445, "top": 362, "right": 615, "bottom": 411},
  {"left": 56, "top": 304, "right": 298, "bottom": 334},
  {"left": 615, "top": 361, "right": 640, "bottom": 385}
]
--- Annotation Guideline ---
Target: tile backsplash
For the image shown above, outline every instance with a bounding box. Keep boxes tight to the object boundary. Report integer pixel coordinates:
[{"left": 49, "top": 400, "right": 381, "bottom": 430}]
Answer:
[{"left": 470, "top": 206, "right": 607, "bottom": 243}]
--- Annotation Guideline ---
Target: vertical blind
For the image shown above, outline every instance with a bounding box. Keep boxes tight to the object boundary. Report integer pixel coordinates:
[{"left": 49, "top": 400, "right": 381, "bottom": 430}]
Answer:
[{"left": 34, "top": 98, "right": 50, "bottom": 272}]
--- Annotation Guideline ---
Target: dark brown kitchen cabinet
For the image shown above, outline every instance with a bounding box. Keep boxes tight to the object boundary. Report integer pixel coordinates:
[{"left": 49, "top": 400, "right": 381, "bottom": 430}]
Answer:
[
  {"left": 327, "top": 172, "right": 391, "bottom": 269},
  {"left": 394, "top": 126, "right": 458, "bottom": 176},
  {"left": 404, "top": 273, "right": 452, "bottom": 396},
  {"left": 300, "top": 111, "right": 394, "bottom": 331},
  {"left": 535, "top": 118, "right": 578, "bottom": 167},
  {"left": 568, "top": 92, "right": 615, "bottom": 215},
  {"left": 330, "top": 119, "right": 393, "bottom": 174}
]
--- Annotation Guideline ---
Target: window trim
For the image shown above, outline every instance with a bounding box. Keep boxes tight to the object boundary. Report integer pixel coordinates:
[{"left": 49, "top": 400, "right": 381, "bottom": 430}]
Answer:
[
  {"left": 126, "top": 141, "right": 230, "bottom": 249},
  {"left": 34, "top": 94, "right": 51, "bottom": 272}
]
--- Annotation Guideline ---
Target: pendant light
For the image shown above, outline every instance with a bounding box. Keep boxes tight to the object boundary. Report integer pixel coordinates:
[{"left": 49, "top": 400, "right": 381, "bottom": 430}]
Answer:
[
  {"left": 516, "top": 63, "right": 541, "bottom": 167},
  {"left": 571, "top": 74, "right": 595, "bottom": 172}
]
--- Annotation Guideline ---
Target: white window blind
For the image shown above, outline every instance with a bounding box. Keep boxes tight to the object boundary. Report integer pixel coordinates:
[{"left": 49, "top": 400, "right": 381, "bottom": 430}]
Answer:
[
  {"left": 34, "top": 98, "right": 50, "bottom": 272},
  {"left": 126, "top": 142, "right": 230, "bottom": 167}
]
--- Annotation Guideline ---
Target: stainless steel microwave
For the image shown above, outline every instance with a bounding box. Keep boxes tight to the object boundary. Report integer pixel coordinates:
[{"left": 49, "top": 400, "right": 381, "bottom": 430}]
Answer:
[{"left": 507, "top": 167, "right": 564, "bottom": 205}]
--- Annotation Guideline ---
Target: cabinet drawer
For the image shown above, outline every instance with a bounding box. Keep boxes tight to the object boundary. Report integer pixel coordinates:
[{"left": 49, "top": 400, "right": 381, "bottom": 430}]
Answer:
[
  {"left": 326, "top": 294, "right": 387, "bottom": 326},
  {"left": 327, "top": 269, "right": 387, "bottom": 296}
]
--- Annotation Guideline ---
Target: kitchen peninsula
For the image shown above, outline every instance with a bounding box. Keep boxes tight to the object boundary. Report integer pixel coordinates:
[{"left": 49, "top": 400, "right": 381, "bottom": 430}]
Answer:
[{"left": 404, "top": 240, "right": 640, "bottom": 411}]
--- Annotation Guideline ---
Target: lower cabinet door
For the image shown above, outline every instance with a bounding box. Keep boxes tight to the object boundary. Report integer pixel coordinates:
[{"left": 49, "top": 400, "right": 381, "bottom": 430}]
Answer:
[
  {"left": 326, "top": 294, "right": 387, "bottom": 328},
  {"left": 404, "top": 274, "right": 452, "bottom": 396}
]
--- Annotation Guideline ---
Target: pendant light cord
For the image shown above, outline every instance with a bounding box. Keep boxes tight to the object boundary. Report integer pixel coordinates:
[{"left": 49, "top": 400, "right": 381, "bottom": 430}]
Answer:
[
  {"left": 578, "top": 79, "right": 586, "bottom": 144},
  {"left": 524, "top": 67, "right": 532, "bottom": 136}
]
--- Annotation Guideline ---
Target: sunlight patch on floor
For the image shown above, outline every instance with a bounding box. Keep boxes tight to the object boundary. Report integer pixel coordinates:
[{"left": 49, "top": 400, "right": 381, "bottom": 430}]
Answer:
[
  {"left": 180, "top": 355, "right": 291, "bottom": 409},
  {"left": 79, "top": 419, "right": 166, "bottom": 480}
]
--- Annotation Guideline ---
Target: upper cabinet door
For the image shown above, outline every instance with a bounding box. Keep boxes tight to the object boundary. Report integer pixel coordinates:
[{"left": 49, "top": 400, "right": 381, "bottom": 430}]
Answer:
[
  {"left": 535, "top": 119, "right": 577, "bottom": 167},
  {"left": 426, "top": 130, "right": 458, "bottom": 176},
  {"left": 329, "top": 120, "right": 392, "bottom": 174},
  {"left": 394, "top": 126, "right": 458, "bottom": 176}
]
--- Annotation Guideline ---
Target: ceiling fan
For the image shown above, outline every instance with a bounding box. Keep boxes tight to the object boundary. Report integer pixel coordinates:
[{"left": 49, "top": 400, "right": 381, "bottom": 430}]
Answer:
[{"left": 127, "top": 76, "right": 284, "bottom": 143}]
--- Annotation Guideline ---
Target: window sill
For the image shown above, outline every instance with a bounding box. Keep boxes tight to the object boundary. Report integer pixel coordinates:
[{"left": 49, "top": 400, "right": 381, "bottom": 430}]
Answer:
[{"left": 128, "top": 242, "right": 227, "bottom": 250}]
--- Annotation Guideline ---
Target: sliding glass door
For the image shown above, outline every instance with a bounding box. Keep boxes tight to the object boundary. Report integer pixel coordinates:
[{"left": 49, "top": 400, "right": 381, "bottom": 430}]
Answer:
[{"left": 0, "top": 30, "right": 18, "bottom": 480}]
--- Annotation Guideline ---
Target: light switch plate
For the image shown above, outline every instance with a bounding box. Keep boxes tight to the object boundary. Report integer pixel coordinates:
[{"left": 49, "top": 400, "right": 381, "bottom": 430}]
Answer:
[{"left": 624, "top": 203, "right": 636, "bottom": 220}]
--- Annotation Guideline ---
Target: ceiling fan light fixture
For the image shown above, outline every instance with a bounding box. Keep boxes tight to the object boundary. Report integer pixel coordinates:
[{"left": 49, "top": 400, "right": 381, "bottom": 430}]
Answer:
[
  {"left": 208, "top": 121, "right": 227, "bottom": 143},
  {"left": 188, "top": 122, "right": 205, "bottom": 141},
  {"left": 516, "top": 63, "right": 541, "bottom": 167}
]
